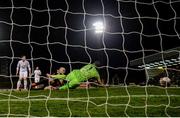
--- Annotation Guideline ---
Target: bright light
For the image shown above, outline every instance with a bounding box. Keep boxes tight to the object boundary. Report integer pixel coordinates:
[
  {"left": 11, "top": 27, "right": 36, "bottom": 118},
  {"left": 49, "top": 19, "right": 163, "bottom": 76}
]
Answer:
[
  {"left": 145, "top": 67, "right": 150, "bottom": 69},
  {"left": 158, "top": 67, "right": 163, "bottom": 69},
  {"left": 93, "top": 21, "right": 105, "bottom": 34}
]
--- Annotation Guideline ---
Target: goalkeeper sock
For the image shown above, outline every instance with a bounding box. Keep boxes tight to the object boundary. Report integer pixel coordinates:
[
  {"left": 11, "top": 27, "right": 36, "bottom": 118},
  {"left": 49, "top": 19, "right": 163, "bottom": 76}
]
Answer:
[{"left": 24, "top": 79, "right": 27, "bottom": 89}]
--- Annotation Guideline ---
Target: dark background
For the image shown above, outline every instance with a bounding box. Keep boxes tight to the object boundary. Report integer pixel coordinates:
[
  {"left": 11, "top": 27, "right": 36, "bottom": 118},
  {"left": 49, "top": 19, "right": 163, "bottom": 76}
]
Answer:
[{"left": 0, "top": 0, "right": 180, "bottom": 84}]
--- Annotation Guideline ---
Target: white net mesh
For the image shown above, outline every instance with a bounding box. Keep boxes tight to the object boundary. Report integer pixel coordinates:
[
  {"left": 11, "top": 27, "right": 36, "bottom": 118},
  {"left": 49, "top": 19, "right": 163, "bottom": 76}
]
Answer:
[{"left": 0, "top": 0, "right": 180, "bottom": 117}]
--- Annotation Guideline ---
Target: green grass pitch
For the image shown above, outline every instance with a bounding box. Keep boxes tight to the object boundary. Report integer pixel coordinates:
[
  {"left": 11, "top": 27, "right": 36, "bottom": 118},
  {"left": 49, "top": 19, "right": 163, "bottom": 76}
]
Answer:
[{"left": 0, "top": 86, "right": 180, "bottom": 117}]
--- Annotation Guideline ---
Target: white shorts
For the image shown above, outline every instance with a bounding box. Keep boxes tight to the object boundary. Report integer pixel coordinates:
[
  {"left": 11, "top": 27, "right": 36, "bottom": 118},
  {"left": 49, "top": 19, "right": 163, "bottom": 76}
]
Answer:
[
  {"left": 35, "top": 78, "right": 40, "bottom": 83},
  {"left": 19, "top": 71, "right": 28, "bottom": 79}
]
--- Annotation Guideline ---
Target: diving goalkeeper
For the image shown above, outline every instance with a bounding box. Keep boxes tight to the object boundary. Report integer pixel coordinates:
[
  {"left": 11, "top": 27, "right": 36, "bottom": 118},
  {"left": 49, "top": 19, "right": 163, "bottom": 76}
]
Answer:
[{"left": 48, "top": 63, "right": 102, "bottom": 90}]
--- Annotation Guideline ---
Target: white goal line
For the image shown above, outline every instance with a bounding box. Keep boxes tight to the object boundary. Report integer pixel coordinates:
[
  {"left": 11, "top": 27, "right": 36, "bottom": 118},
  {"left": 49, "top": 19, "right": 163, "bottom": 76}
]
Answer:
[{"left": 0, "top": 95, "right": 180, "bottom": 102}]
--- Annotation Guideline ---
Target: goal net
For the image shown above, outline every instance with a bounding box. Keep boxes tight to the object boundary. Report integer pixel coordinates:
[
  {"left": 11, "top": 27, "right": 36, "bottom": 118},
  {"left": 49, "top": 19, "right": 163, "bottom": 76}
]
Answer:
[{"left": 0, "top": 0, "right": 180, "bottom": 117}]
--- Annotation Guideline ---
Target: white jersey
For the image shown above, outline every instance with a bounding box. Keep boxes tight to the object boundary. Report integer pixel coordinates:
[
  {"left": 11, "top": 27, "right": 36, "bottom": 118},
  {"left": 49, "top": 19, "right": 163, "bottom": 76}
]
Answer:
[
  {"left": 34, "top": 70, "right": 41, "bottom": 79},
  {"left": 17, "top": 60, "right": 31, "bottom": 72},
  {"left": 162, "top": 77, "right": 171, "bottom": 83}
]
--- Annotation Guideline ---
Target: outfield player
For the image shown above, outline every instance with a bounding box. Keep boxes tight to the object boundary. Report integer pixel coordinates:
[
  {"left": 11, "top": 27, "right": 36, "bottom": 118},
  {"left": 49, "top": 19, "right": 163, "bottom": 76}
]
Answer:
[
  {"left": 160, "top": 77, "right": 171, "bottom": 87},
  {"left": 31, "top": 67, "right": 66, "bottom": 89},
  {"left": 34, "top": 66, "right": 41, "bottom": 83},
  {"left": 34, "top": 66, "right": 41, "bottom": 88},
  {"left": 48, "top": 63, "right": 102, "bottom": 90},
  {"left": 16, "top": 55, "right": 31, "bottom": 90}
]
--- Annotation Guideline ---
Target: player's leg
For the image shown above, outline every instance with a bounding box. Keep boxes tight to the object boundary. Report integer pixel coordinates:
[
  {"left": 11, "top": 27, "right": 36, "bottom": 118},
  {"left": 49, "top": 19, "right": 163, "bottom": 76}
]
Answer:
[
  {"left": 35, "top": 76, "right": 41, "bottom": 83},
  {"left": 34, "top": 77, "right": 40, "bottom": 88},
  {"left": 17, "top": 71, "right": 25, "bottom": 90},
  {"left": 32, "top": 78, "right": 49, "bottom": 89},
  {"left": 59, "top": 70, "right": 83, "bottom": 90},
  {"left": 17, "top": 77, "right": 22, "bottom": 90},
  {"left": 23, "top": 71, "right": 28, "bottom": 90},
  {"left": 59, "top": 80, "right": 79, "bottom": 90},
  {"left": 23, "top": 78, "right": 28, "bottom": 90}
]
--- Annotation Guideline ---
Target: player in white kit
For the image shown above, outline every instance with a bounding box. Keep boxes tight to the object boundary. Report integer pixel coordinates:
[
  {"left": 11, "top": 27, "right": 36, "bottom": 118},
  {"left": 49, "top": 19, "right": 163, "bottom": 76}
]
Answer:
[
  {"left": 16, "top": 55, "right": 31, "bottom": 90},
  {"left": 34, "top": 66, "right": 41, "bottom": 88}
]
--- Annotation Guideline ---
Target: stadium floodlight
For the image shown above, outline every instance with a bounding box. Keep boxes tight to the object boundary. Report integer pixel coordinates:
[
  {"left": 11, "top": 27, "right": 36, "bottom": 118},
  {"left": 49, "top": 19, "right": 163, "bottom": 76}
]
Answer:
[
  {"left": 93, "top": 21, "right": 105, "bottom": 34},
  {"left": 173, "top": 63, "right": 178, "bottom": 65},
  {"left": 158, "top": 67, "right": 163, "bottom": 69},
  {"left": 175, "top": 60, "right": 180, "bottom": 62},
  {"left": 159, "top": 61, "right": 164, "bottom": 63},
  {"left": 158, "top": 63, "right": 163, "bottom": 66},
  {"left": 154, "top": 62, "right": 159, "bottom": 64},
  {"left": 171, "top": 59, "right": 176, "bottom": 61},
  {"left": 151, "top": 63, "right": 156, "bottom": 66},
  {"left": 149, "top": 63, "right": 155, "bottom": 66},
  {"left": 145, "top": 67, "right": 150, "bottom": 69},
  {"left": 165, "top": 60, "right": 171, "bottom": 62},
  {"left": 145, "top": 64, "right": 151, "bottom": 66},
  {"left": 154, "top": 65, "right": 159, "bottom": 67},
  {"left": 167, "top": 64, "right": 173, "bottom": 67},
  {"left": 149, "top": 66, "right": 154, "bottom": 68}
]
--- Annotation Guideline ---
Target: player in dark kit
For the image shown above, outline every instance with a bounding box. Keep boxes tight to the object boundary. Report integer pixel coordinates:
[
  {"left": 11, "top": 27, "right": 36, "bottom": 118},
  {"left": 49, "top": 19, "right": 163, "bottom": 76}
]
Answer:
[{"left": 31, "top": 67, "right": 66, "bottom": 89}]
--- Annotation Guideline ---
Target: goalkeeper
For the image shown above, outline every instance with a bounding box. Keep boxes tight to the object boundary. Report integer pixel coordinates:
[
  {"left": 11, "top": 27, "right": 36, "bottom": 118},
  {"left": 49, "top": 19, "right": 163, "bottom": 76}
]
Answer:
[{"left": 48, "top": 62, "right": 102, "bottom": 90}]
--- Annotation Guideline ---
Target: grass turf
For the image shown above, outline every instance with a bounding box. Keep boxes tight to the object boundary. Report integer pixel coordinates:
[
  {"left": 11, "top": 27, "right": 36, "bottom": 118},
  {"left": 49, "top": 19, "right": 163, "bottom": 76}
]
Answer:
[{"left": 0, "top": 86, "right": 180, "bottom": 117}]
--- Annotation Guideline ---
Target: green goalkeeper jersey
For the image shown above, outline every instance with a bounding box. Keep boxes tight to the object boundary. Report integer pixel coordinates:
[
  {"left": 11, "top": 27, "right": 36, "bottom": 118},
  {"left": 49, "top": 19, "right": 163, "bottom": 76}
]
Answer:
[
  {"left": 65, "top": 64, "right": 100, "bottom": 82},
  {"left": 51, "top": 74, "right": 66, "bottom": 80},
  {"left": 50, "top": 64, "right": 100, "bottom": 90},
  {"left": 79, "top": 64, "right": 100, "bottom": 81},
  {"left": 51, "top": 64, "right": 100, "bottom": 82}
]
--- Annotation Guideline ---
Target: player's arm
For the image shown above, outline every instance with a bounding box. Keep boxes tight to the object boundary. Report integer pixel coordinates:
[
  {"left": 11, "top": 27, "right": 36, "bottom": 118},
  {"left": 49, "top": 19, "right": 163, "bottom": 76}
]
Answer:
[
  {"left": 82, "top": 64, "right": 103, "bottom": 85},
  {"left": 16, "top": 61, "right": 20, "bottom": 75},
  {"left": 91, "top": 66, "right": 102, "bottom": 85},
  {"left": 39, "top": 70, "right": 42, "bottom": 75},
  {"left": 95, "top": 73, "right": 103, "bottom": 85},
  {"left": 94, "top": 66, "right": 103, "bottom": 86},
  {"left": 27, "top": 62, "right": 31, "bottom": 76},
  {"left": 91, "top": 64, "right": 102, "bottom": 85},
  {"left": 47, "top": 74, "right": 66, "bottom": 80},
  {"left": 51, "top": 74, "right": 66, "bottom": 79}
]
